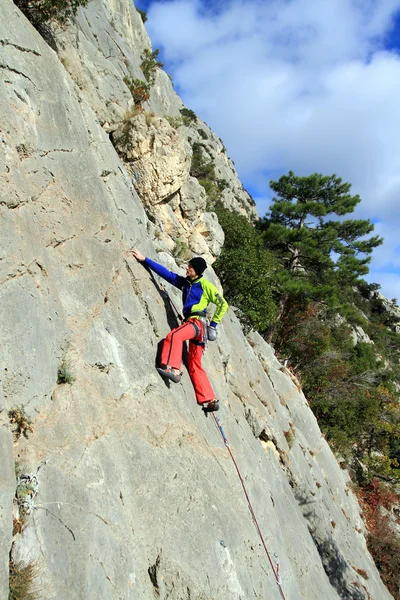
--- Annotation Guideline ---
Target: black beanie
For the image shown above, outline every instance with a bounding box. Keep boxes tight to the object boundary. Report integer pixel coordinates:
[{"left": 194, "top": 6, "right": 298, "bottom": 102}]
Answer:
[{"left": 189, "top": 257, "right": 207, "bottom": 276}]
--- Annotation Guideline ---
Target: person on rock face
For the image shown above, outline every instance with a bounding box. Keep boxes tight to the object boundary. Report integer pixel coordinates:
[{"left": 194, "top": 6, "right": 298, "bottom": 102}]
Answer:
[{"left": 131, "top": 249, "right": 228, "bottom": 412}]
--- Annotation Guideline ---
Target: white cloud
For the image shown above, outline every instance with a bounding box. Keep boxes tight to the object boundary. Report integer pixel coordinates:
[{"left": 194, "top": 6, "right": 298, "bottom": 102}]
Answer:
[{"left": 146, "top": 0, "right": 400, "bottom": 299}]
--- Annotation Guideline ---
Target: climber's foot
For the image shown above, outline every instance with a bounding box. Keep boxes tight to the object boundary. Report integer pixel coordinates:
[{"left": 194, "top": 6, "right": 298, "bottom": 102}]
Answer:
[
  {"left": 201, "top": 400, "right": 219, "bottom": 413},
  {"left": 157, "top": 366, "right": 181, "bottom": 383}
]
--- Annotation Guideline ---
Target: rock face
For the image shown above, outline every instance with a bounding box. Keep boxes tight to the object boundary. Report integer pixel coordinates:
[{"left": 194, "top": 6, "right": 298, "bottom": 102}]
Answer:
[
  {"left": 371, "top": 291, "right": 400, "bottom": 333},
  {"left": 111, "top": 112, "right": 192, "bottom": 205},
  {"left": 0, "top": 1, "right": 394, "bottom": 599},
  {"left": 111, "top": 113, "right": 225, "bottom": 262},
  {"left": 350, "top": 325, "right": 374, "bottom": 346}
]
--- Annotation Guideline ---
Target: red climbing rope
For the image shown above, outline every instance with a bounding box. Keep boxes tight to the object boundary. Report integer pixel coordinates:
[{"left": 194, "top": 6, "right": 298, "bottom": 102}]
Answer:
[{"left": 211, "top": 413, "right": 287, "bottom": 600}]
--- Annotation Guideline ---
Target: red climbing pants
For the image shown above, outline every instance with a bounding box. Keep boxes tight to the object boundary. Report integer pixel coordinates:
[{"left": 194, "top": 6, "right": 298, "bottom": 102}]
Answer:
[{"left": 160, "top": 319, "right": 215, "bottom": 405}]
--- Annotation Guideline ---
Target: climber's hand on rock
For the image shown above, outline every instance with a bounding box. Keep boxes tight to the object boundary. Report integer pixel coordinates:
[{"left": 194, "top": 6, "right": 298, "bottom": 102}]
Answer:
[{"left": 131, "top": 248, "right": 145, "bottom": 261}]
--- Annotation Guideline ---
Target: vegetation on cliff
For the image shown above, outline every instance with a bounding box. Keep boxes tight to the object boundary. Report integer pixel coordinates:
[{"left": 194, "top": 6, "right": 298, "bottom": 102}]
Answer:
[
  {"left": 15, "top": 0, "right": 87, "bottom": 25},
  {"left": 214, "top": 170, "right": 400, "bottom": 595}
]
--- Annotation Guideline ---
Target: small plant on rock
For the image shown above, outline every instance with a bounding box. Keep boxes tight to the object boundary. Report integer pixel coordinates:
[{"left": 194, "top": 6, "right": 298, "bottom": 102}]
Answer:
[
  {"left": 57, "top": 359, "right": 75, "bottom": 384},
  {"left": 16, "top": 474, "right": 39, "bottom": 515},
  {"left": 190, "top": 143, "right": 215, "bottom": 180},
  {"left": 140, "top": 48, "right": 164, "bottom": 85},
  {"left": 180, "top": 107, "right": 197, "bottom": 125},
  {"left": 9, "top": 558, "right": 40, "bottom": 600},
  {"left": 123, "top": 77, "right": 151, "bottom": 108},
  {"left": 166, "top": 116, "right": 183, "bottom": 129},
  {"left": 217, "top": 178, "right": 229, "bottom": 191},
  {"left": 283, "top": 424, "right": 295, "bottom": 448},
  {"left": 8, "top": 406, "right": 34, "bottom": 440},
  {"left": 198, "top": 128, "right": 208, "bottom": 140},
  {"left": 137, "top": 7, "right": 147, "bottom": 23},
  {"left": 122, "top": 106, "right": 143, "bottom": 122}
]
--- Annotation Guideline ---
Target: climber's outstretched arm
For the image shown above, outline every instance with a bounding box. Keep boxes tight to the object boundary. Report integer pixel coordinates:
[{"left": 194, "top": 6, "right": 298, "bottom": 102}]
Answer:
[{"left": 130, "top": 248, "right": 185, "bottom": 289}]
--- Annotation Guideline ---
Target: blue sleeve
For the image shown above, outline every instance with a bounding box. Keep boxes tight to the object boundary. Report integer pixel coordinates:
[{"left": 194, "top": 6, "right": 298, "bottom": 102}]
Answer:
[{"left": 144, "top": 258, "right": 185, "bottom": 289}]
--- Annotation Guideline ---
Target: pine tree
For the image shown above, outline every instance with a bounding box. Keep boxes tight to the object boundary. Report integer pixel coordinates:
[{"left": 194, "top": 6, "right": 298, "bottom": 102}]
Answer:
[{"left": 260, "top": 171, "right": 383, "bottom": 339}]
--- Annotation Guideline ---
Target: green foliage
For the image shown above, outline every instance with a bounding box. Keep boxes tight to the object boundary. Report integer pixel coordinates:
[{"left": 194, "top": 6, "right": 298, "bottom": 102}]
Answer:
[
  {"left": 15, "top": 0, "right": 87, "bottom": 25},
  {"left": 274, "top": 296, "right": 400, "bottom": 481},
  {"left": 261, "top": 171, "right": 382, "bottom": 293},
  {"left": 214, "top": 207, "right": 278, "bottom": 332},
  {"left": 190, "top": 143, "right": 215, "bottom": 180},
  {"left": 217, "top": 179, "right": 229, "bottom": 191},
  {"left": 199, "top": 179, "right": 221, "bottom": 206},
  {"left": 180, "top": 107, "right": 197, "bottom": 125},
  {"left": 57, "top": 359, "right": 75, "bottom": 385},
  {"left": 16, "top": 479, "right": 38, "bottom": 510},
  {"left": 190, "top": 143, "right": 230, "bottom": 208},
  {"left": 165, "top": 116, "right": 183, "bottom": 129},
  {"left": 198, "top": 128, "right": 208, "bottom": 140},
  {"left": 140, "top": 49, "right": 164, "bottom": 85},
  {"left": 259, "top": 171, "right": 383, "bottom": 343},
  {"left": 212, "top": 167, "right": 396, "bottom": 490},
  {"left": 8, "top": 406, "right": 33, "bottom": 440},
  {"left": 9, "top": 559, "right": 40, "bottom": 600},
  {"left": 211, "top": 169, "right": 399, "bottom": 589},
  {"left": 123, "top": 77, "right": 150, "bottom": 107},
  {"left": 137, "top": 8, "right": 147, "bottom": 23}
]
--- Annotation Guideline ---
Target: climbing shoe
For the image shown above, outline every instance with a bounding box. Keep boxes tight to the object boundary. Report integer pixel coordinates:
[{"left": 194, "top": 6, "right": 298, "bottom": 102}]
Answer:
[
  {"left": 157, "top": 367, "right": 181, "bottom": 383},
  {"left": 201, "top": 400, "right": 219, "bottom": 412}
]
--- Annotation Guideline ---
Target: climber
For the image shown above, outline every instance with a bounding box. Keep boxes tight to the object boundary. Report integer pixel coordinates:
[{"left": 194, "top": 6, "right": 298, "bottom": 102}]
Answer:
[{"left": 130, "top": 249, "right": 228, "bottom": 412}]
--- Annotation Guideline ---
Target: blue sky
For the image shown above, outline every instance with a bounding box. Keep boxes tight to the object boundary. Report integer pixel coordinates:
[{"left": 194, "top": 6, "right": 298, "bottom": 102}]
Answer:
[{"left": 137, "top": 0, "right": 400, "bottom": 301}]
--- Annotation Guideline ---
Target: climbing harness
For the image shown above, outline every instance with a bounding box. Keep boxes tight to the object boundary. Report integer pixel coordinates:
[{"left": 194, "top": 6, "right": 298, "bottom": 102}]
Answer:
[{"left": 211, "top": 413, "right": 287, "bottom": 600}]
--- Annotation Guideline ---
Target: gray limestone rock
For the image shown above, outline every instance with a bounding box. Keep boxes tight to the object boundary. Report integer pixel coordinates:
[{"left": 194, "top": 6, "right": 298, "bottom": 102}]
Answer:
[
  {"left": 180, "top": 177, "right": 207, "bottom": 220},
  {"left": 0, "top": 1, "right": 394, "bottom": 599},
  {"left": 371, "top": 291, "right": 400, "bottom": 332},
  {"left": 350, "top": 325, "right": 374, "bottom": 346},
  {"left": 193, "top": 212, "right": 225, "bottom": 260}
]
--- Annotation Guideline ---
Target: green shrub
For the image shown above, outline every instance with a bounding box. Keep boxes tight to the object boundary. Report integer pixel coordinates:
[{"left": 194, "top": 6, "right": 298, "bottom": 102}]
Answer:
[
  {"left": 214, "top": 207, "right": 278, "bottom": 333},
  {"left": 190, "top": 143, "right": 215, "bottom": 180},
  {"left": 123, "top": 77, "right": 150, "bottom": 107},
  {"left": 15, "top": 0, "right": 87, "bottom": 25},
  {"left": 137, "top": 8, "right": 147, "bottom": 23},
  {"left": 198, "top": 129, "right": 208, "bottom": 140},
  {"left": 166, "top": 116, "right": 183, "bottom": 129},
  {"left": 198, "top": 179, "right": 221, "bottom": 207},
  {"left": 57, "top": 359, "right": 75, "bottom": 385},
  {"left": 180, "top": 107, "right": 197, "bottom": 125},
  {"left": 217, "top": 178, "right": 229, "bottom": 191},
  {"left": 140, "top": 49, "right": 164, "bottom": 85},
  {"left": 189, "top": 141, "right": 227, "bottom": 207}
]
